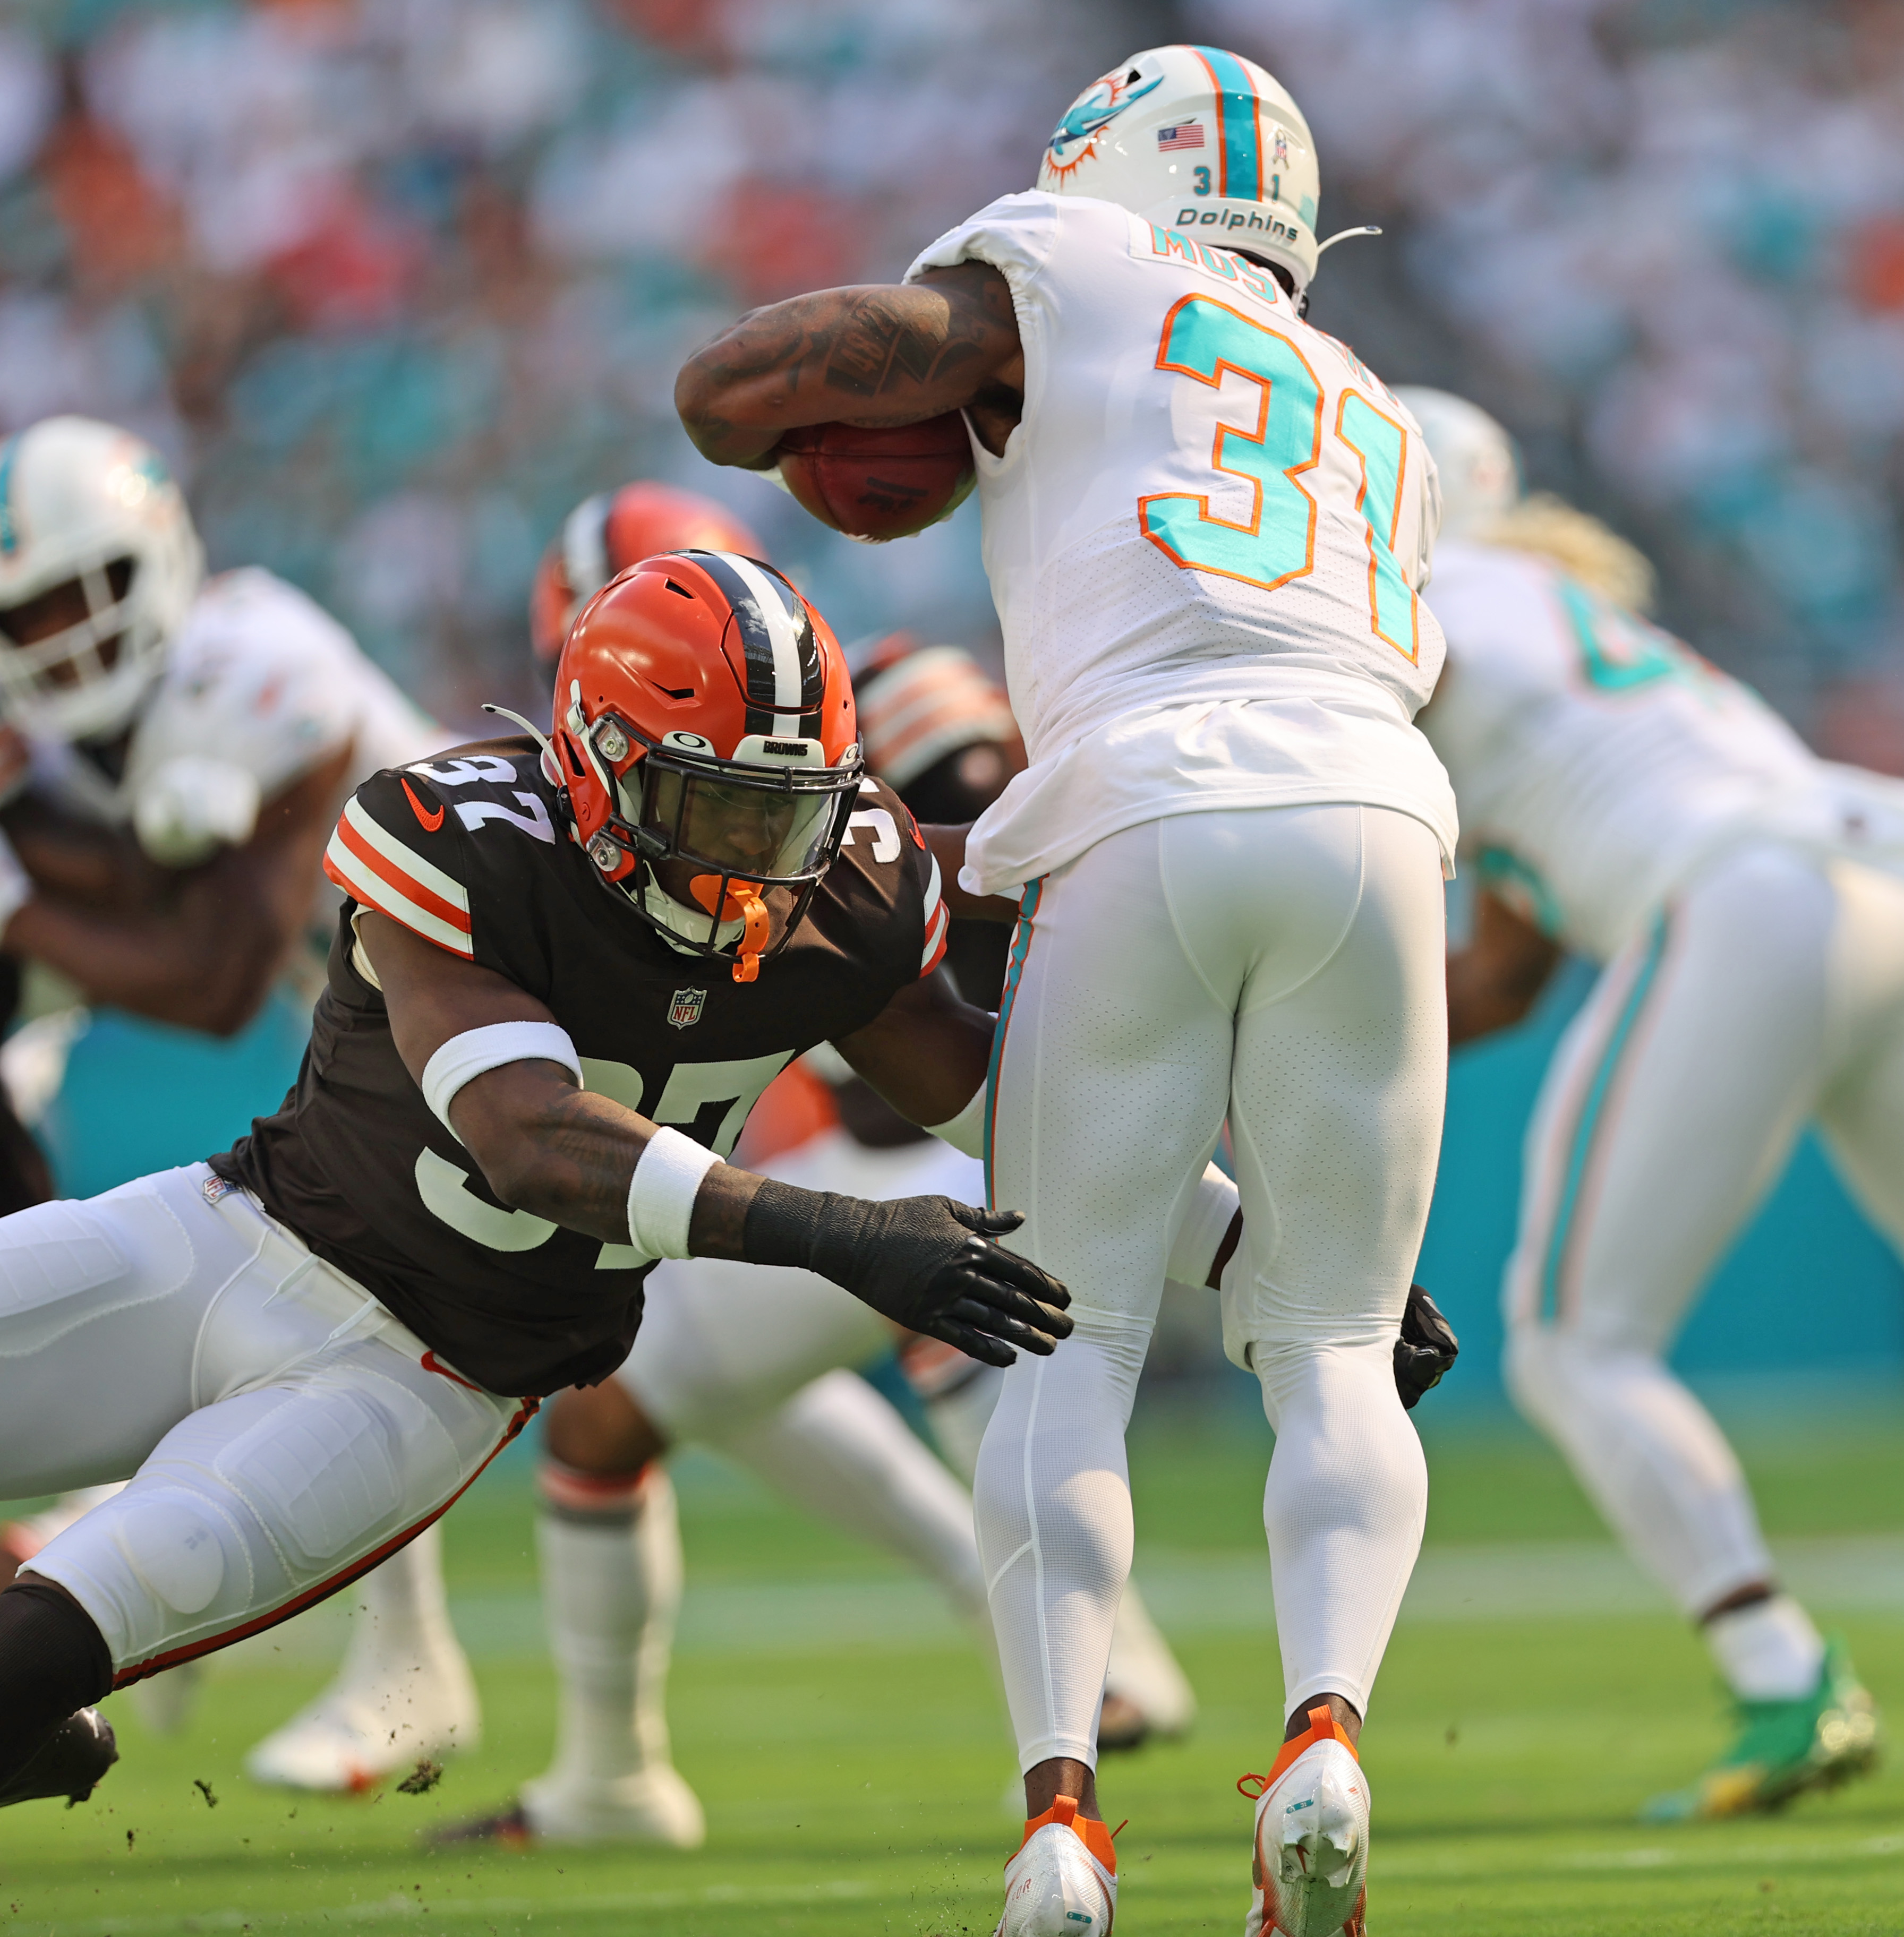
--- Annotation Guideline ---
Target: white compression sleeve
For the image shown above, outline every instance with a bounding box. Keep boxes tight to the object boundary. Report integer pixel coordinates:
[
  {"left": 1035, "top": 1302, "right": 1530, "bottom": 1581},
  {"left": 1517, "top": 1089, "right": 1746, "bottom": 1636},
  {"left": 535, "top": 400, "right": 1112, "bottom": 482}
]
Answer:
[
  {"left": 421, "top": 1021, "right": 582, "bottom": 1133},
  {"left": 625, "top": 1128, "right": 720, "bottom": 1262},
  {"left": 1167, "top": 1162, "right": 1239, "bottom": 1290},
  {"left": 925, "top": 1083, "right": 987, "bottom": 1158}
]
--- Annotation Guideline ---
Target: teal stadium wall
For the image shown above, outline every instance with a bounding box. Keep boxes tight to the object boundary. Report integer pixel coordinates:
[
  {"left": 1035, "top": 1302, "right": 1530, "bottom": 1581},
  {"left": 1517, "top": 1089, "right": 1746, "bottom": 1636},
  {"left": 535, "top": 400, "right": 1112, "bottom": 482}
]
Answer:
[{"left": 35, "top": 962, "right": 1904, "bottom": 1407}]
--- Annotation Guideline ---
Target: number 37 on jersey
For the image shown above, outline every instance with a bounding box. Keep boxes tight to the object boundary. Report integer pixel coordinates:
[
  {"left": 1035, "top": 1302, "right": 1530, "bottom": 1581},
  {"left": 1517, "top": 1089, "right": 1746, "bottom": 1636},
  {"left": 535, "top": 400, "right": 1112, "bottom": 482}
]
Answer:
[{"left": 1135, "top": 232, "right": 1426, "bottom": 666}]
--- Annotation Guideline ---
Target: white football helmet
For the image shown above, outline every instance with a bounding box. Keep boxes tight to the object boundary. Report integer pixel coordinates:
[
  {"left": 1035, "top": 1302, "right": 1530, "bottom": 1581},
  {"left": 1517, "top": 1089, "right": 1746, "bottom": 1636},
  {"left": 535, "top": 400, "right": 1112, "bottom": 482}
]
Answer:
[
  {"left": 1038, "top": 45, "right": 1321, "bottom": 295},
  {"left": 1391, "top": 388, "right": 1522, "bottom": 540},
  {"left": 0, "top": 416, "right": 204, "bottom": 742}
]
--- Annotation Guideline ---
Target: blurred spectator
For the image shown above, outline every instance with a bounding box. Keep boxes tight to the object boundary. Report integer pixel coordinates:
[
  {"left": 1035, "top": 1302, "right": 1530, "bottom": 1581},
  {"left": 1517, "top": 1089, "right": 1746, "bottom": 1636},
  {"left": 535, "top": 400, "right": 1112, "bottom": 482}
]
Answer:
[
  {"left": 13, "top": 1, "right": 1903, "bottom": 760},
  {"left": 0, "top": 0, "right": 1162, "bottom": 728}
]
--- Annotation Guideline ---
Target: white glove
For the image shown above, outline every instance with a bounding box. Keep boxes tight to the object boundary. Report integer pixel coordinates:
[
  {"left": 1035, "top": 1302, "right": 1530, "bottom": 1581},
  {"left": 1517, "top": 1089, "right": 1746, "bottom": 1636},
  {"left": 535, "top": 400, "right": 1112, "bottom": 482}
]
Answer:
[
  {"left": 132, "top": 756, "right": 262, "bottom": 868},
  {"left": 0, "top": 825, "right": 31, "bottom": 937}
]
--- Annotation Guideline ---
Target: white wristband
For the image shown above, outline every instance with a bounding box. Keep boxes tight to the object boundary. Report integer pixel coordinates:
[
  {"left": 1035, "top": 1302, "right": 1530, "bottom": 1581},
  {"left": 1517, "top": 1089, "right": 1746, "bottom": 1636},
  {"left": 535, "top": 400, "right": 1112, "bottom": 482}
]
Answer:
[
  {"left": 626, "top": 1126, "right": 721, "bottom": 1261},
  {"left": 925, "top": 1082, "right": 988, "bottom": 1159},
  {"left": 1166, "top": 1162, "right": 1240, "bottom": 1290},
  {"left": 421, "top": 1021, "right": 582, "bottom": 1134},
  {"left": 0, "top": 827, "right": 30, "bottom": 936}
]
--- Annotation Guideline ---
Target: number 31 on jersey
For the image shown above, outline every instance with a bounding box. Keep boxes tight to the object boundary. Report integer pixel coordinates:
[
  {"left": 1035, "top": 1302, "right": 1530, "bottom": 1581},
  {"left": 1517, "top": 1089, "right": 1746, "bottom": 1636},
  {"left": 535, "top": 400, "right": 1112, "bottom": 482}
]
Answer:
[{"left": 1138, "top": 295, "right": 1421, "bottom": 664}]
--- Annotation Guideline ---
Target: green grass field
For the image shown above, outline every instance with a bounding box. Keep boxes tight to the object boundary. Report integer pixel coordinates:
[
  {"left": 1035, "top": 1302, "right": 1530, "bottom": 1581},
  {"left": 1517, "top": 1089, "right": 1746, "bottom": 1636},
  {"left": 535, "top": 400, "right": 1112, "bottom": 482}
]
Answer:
[{"left": 3, "top": 1381, "right": 1902, "bottom": 1935}]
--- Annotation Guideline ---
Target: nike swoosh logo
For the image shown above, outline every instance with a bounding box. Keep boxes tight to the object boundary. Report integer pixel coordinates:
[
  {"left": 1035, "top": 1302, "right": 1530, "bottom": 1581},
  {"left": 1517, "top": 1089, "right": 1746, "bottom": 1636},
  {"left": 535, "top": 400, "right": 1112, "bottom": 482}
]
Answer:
[
  {"left": 402, "top": 777, "right": 446, "bottom": 832},
  {"left": 421, "top": 1350, "right": 482, "bottom": 1392}
]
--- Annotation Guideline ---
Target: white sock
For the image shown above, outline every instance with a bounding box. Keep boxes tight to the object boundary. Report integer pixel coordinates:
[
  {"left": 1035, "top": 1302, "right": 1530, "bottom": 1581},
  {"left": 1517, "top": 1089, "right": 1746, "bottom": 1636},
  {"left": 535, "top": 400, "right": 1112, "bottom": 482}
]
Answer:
[
  {"left": 974, "top": 1305, "right": 1152, "bottom": 1771},
  {"left": 1507, "top": 1329, "right": 1777, "bottom": 1616},
  {"left": 346, "top": 1524, "right": 463, "bottom": 1683},
  {"left": 1254, "top": 1335, "right": 1427, "bottom": 1720},
  {"left": 526, "top": 1462, "right": 680, "bottom": 1811},
  {"left": 1706, "top": 1595, "right": 1825, "bottom": 1702},
  {"left": 719, "top": 1369, "right": 987, "bottom": 1620}
]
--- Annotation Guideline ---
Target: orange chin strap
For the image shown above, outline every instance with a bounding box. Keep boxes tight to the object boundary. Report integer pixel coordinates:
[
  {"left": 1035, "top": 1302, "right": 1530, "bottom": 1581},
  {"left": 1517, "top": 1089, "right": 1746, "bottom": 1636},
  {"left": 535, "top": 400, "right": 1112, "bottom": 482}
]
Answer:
[{"left": 690, "top": 874, "right": 772, "bottom": 983}]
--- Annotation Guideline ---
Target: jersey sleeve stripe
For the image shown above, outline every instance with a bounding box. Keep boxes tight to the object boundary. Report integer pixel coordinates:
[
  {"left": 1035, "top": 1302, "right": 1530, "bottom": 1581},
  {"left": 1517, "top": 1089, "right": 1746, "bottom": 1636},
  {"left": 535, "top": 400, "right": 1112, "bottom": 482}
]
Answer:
[
  {"left": 920, "top": 899, "right": 950, "bottom": 976},
  {"left": 923, "top": 850, "right": 944, "bottom": 924},
  {"left": 341, "top": 796, "right": 470, "bottom": 913},
  {"left": 334, "top": 812, "right": 471, "bottom": 934},
  {"left": 325, "top": 832, "right": 475, "bottom": 958}
]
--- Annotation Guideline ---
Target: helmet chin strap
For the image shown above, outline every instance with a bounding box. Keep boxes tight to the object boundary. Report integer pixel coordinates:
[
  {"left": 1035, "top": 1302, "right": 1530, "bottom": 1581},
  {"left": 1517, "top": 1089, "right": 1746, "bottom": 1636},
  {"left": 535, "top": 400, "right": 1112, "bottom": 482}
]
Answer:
[{"left": 690, "top": 874, "right": 771, "bottom": 984}]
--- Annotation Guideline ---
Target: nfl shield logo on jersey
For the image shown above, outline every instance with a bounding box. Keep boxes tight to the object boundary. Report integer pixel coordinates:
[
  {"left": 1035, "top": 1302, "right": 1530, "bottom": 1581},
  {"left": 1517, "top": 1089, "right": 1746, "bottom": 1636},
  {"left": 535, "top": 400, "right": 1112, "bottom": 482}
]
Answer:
[{"left": 668, "top": 988, "right": 707, "bottom": 1030}]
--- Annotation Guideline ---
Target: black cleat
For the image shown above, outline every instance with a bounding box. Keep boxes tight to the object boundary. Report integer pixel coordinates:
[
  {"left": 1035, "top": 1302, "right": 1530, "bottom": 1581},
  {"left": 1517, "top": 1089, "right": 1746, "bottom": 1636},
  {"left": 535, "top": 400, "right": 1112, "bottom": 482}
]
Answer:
[
  {"left": 0, "top": 1707, "right": 118, "bottom": 1809},
  {"left": 425, "top": 1801, "right": 535, "bottom": 1848}
]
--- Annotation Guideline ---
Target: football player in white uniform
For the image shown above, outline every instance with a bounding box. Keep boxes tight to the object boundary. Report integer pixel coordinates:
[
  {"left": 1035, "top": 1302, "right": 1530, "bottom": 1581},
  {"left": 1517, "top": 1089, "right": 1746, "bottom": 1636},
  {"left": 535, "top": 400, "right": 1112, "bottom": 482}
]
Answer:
[
  {"left": 0, "top": 413, "right": 456, "bottom": 1751},
  {"left": 680, "top": 45, "right": 1458, "bottom": 1937},
  {"left": 1403, "top": 387, "right": 1887, "bottom": 1821},
  {"left": 0, "top": 416, "right": 439, "bottom": 1039}
]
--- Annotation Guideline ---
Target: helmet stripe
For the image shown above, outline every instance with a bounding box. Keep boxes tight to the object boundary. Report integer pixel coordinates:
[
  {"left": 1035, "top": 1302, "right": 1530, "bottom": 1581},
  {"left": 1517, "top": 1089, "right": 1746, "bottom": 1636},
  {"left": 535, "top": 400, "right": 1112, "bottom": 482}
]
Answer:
[
  {"left": 0, "top": 435, "right": 19, "bottom": 558},
  {"left": 1190, "top": 45, "right": 1263, "bottom": 202},
  {"left": 561, "top": 493, "right": 613, "bottom": 604},
  {"left": 691, "top": 550, "right": 822, "bottom": 735}
]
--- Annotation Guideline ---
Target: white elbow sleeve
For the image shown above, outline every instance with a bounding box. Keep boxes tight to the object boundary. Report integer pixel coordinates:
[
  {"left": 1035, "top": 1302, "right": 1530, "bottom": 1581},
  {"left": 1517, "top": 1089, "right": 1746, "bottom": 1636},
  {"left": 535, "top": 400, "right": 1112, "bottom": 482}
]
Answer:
[
  {"left": 926, "top": 1083, "right": 988, "bottom": 1159},
  {"left": 420, "top": 1021, "right": 583, "bottom": 1134},
  {"left": 1167, "top": 1162, "right": 1240, "bottom": 1290},
  {"left": 625, "top": 1127, "right": 721, "bottom": 1262}
]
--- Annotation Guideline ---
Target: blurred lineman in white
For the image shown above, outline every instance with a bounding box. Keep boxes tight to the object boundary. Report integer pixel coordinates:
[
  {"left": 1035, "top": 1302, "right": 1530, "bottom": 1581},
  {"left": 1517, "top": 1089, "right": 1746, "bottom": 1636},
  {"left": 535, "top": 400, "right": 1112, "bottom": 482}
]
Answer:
[
  {"left": 1407, "top": 386, "right": 1887, "bottom": 1823},
  {"left": 0, "top": 413, "right": 445, "bottom": 1752},
  {"left": 678, "top": 39, "right": 1455, "bottom": 1937}
]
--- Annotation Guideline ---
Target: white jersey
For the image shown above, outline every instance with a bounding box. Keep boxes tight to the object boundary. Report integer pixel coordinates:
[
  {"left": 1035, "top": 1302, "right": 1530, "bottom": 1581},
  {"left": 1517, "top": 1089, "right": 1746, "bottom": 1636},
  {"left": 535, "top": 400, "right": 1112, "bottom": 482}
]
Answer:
[
  {"left": 906, "top": 191, "right": 1457, "bottom": 896},
  {"left": 1419, "top": 541, "right": 1904, "bottom": 961},
  {"left": 31, "top": 566, "right": 441, "bottom": 852}
]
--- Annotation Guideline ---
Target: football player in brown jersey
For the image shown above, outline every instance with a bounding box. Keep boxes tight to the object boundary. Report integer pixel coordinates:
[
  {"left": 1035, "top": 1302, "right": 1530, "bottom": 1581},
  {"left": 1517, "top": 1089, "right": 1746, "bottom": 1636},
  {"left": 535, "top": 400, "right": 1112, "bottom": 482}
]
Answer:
[
  {"left": 0, "top": 549, "right": 1071, "bottom": 1814},
  {"left": 240, "top": 481, "right": 776, "bottom": 1795}
]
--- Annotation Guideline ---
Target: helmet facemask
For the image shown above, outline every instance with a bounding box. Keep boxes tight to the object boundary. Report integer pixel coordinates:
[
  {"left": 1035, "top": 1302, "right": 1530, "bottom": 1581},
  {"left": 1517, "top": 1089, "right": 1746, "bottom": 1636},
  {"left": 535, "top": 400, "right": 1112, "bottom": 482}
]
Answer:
[
  {"left": 574, "top": 706, "right": 863, "bottom": 982},
  {"left": 0, "top": 552, "right": 159, "bottom": 742}
]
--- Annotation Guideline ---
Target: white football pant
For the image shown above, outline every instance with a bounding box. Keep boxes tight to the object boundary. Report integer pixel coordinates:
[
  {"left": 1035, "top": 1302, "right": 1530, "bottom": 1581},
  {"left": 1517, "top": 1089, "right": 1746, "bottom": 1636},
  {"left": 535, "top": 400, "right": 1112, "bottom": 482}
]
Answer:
[
  {"left": 977, "top": 803, "right": 1448, "bottom": 1768},
  {"left": 1506, "top": 842, "right": 1904, "bottom": 1618},
  {"left": 0, "top": 1164, "right": 527, "bottom": 1681}
]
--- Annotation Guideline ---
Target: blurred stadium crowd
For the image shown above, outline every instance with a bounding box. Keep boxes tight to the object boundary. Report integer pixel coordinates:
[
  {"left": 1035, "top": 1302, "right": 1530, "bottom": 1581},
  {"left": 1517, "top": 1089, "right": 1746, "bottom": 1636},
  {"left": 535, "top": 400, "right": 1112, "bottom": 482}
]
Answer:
[{"left": 4, "top": 0, "right": 1904, "bottom": 751}]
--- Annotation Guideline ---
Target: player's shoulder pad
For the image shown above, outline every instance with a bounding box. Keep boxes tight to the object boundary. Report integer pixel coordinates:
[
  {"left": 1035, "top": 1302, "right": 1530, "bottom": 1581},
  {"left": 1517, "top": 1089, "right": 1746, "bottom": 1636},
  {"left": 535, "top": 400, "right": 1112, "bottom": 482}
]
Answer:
[
  {"left": 835, "top": 775, "right": 946, "bottom": 980},
  {"left": 324, "top": 758, "right": 477, "bottom": 959}
]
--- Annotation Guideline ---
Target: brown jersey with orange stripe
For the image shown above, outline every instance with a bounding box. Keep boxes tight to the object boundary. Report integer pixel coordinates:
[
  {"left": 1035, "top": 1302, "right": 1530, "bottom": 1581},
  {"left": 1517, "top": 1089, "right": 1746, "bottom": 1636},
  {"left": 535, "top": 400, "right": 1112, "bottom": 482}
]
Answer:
[{"left": 212, "top": 735, "right": 944, "bottom": 1398}]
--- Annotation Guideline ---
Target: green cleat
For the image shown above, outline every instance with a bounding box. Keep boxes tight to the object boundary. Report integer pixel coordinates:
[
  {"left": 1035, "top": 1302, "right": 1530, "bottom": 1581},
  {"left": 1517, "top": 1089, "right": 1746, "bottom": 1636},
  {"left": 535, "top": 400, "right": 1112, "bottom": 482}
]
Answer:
[{"left": 1641, "top": 1639, "right": 1880, "bottom": 1823}]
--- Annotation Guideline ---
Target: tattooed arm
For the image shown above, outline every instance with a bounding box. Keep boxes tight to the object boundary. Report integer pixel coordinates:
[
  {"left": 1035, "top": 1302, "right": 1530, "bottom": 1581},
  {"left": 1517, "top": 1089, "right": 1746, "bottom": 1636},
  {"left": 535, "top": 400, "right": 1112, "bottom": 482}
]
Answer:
[{"left": 674, "top": 262, "right": 1026, "bottom": 466}]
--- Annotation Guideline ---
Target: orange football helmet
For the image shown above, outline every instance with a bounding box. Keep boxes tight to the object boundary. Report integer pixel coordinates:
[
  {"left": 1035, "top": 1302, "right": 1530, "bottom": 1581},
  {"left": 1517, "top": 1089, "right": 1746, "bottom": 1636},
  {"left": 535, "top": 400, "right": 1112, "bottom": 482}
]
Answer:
[
  {"left": 549, "top": 550, "right": 861, "bottom": 981},
  {"left": 530, "top": 482, "right": 763, "bottom": 666}
]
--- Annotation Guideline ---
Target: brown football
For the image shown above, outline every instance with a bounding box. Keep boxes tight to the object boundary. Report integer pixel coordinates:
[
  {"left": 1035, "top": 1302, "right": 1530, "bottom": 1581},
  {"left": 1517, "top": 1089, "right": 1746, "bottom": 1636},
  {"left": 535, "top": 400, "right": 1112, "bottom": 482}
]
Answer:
[{"left": 776, "top": 414, "right": 976, "bottom": 542}]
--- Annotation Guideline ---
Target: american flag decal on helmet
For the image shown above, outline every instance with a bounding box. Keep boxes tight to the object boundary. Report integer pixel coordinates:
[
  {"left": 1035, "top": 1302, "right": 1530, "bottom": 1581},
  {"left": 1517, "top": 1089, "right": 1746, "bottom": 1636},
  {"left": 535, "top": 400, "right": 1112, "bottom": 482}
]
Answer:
[
  {"left": 1157, "top": 123, "right": 1206, "bottom": 151},
  {"left": 690, "top": 551, "right": 824, "bottom": 739}
]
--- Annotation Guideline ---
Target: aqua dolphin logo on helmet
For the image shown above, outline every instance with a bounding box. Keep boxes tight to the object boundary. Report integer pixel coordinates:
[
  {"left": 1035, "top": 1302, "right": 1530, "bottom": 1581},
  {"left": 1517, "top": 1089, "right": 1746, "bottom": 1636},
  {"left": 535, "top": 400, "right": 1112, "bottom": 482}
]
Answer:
[{"left": 1046, "top": 66, "right": 1163, "bottom": 176}]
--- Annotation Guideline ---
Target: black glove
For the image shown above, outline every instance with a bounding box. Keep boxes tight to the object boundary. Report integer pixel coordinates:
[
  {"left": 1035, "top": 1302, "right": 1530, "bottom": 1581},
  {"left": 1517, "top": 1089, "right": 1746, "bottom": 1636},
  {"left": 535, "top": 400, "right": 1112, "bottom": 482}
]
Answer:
[
  {"left": 744, "top": 1182, "right": 1072, "bottom": 1368},
  {"left": 1395, "top": 1282, "right": 1458, "bottom": 1409}
]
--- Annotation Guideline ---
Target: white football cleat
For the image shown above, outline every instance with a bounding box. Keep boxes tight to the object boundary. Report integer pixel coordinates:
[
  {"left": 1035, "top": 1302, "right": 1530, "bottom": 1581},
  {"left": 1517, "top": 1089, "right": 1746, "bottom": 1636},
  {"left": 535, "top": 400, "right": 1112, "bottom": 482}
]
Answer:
[
  {"left": 246, "top": 1540, "right": 480, "bottom": 1791},
  {"left": 1241, "top": 1707, "right": 1369, "bottom": 1937},
  {"left": 513, "top": 1763, "right": 707, "bottom": 1847},
  {"left": 995, "top": 1794, "right": 1117, "bottom": 1936},
  {"left": 244, "top": 1644, "right": 480, "bottom": 1793}
]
